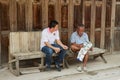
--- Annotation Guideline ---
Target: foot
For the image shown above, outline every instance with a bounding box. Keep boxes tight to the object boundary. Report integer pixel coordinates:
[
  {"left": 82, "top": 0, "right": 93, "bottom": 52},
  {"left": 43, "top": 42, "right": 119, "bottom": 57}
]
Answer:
[
  {"left": 45, "top": 66, "right": 51, "bottom": 71},
  {"left": 55, "top": 64, "right": 61, "bottom": 72},
  {"left": 77, "top": 66, "right": 82, "bottom": 72},
  {"left": 83, "top": 66, "right": 87, "bottom": 72}
]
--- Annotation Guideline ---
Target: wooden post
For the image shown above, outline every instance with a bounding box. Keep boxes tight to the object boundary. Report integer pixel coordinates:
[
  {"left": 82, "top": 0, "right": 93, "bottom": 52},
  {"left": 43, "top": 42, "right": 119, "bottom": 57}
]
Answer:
[
  {"left": 110, "top": 0, "right": 116, "bottom": 53},
  {"left": 25, "top": 0, "right": 33, "bottom": 31},
  {"left": 9, "top": 0, "right": 17, "bottom": 31},
  {"left": 55, "top": 0, "right": 61, "bottom": 35},
  {"left": 82, "top": 0, "right": 85, "bottom": 24},
  {"left": 68, "top": 0, "right": 74, "bottom": 40},
  {"left": 100, "top": 0, "right": 106, "bottom": 48},
  {"left": 42, "top": 0, "right": 48, "bottom": 28},
  {"left": 0, "top": 1, "right": 2, "bottom": 68},
  {"left": 90, "top": 0, "right": 96, "bottom": 46},
  {"left": 0, "top": 32, "right": 1, "bottom": 69}
]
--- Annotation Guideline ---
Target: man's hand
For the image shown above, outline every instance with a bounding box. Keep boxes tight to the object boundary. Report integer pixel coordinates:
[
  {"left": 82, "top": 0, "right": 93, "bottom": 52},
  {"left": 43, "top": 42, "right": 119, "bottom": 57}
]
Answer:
[
  {"left": 79, "top": 44, "right": 84, "bottom": 48},
  {"left": 62, "top": 45, "right": 68, "bottom": 50},
  {"left": 54, "top": 47, "right": 60, "bottom": 53}
]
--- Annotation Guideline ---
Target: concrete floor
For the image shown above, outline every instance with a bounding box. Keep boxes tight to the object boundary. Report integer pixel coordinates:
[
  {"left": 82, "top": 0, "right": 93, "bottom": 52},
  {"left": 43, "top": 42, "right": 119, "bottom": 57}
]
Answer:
[{"left": 0, "top": 52, "right": 120, "bottom": 80}]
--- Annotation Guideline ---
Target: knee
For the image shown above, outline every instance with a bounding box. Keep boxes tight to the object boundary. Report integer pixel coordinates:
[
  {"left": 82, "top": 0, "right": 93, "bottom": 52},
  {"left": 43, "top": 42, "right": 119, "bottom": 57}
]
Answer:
[{"left": 48, "top": 48, "right": 54, "bottom": 55}]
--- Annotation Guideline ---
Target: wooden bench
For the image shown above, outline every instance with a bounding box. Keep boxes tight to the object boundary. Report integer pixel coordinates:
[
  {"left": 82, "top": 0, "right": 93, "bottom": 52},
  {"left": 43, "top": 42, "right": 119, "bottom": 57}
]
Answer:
[
  {"left": 65, "top": 47, "right": 107, "bottom": 68},
  {"left": 8, "top": 31, "right": 65, "bottom": 76}
]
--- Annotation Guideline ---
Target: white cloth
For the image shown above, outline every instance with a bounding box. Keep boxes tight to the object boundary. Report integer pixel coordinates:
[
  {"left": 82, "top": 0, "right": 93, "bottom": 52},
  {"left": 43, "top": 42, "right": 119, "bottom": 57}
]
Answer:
[
  {"left": 40, "top": 28, "right": 60, "bottom": 49},
  {"left": 77, "top": 42, "right": 92, "bottom": 61}
]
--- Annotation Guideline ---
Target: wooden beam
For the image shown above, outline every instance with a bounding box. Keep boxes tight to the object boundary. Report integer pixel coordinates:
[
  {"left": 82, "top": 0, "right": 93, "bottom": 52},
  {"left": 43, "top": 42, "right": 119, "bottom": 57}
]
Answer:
[
  {"left": 42, "top": 0, "right": 48, "bottom": 28},
  {"left": 100, "top": 0, "right": 106, "bottom": 48},
  {"left": 68, "top": 0, "right": 74, "bottom": 40},
  {"left": 25, "top": 0, "right": 33, "bottom": 31},
  {"left": 9, "top": 0, "right": 17, "bottom": 31},
  {"left": 90, "top": 0, "right": 96, "bottom": 46},
  {"left": 110, "top": 0, "right": 116, "bottom": 53},
  {"left": 116, "top": 2, "right": 120, "bottom": 5}
]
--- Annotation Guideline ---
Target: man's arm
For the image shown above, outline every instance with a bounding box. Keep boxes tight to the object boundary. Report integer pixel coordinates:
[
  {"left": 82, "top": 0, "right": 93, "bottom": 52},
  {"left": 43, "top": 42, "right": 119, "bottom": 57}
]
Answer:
[
  {"left": 44, "top": 42, "right": 61, "bottom": 53},
  {"left": 56, "top": 40, "right": 68, "bottom": 50},
  {"left": 71, "top": 42, "right": 83, "bottom": 49}
]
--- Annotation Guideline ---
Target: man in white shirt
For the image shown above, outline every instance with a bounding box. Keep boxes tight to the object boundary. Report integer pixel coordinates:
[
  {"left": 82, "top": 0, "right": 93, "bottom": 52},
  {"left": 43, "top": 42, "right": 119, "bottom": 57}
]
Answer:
[
  {"left": 41, "top": 20, "right": 68, "bottom": 71},
  {"left": 70, "top": 24, "right": 92, "bottom": 72}
]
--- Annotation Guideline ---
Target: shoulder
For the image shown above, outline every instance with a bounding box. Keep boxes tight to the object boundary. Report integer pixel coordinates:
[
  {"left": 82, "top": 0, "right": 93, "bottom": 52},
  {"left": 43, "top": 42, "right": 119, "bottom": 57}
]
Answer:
[
  {"left": 42, "top": 28, "right": 48, "bottom": 33},
  {"left": 83, "top": 32, "right": 87, "bottom": 35},
  {"left": 55, "top": 30, "right": 59, "bottom": 33},
  {"left": 83, "top": 32, "right": 88, "bottom": 36},
  {"left": 71, "top": 31, "right": 77, "bottom": 36}
]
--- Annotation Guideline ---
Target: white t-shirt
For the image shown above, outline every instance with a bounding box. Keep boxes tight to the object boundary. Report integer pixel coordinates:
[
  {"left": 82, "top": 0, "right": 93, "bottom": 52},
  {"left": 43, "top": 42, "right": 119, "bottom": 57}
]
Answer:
[{"left": 40, "top": 28, "right": 60, "bottom": 49}]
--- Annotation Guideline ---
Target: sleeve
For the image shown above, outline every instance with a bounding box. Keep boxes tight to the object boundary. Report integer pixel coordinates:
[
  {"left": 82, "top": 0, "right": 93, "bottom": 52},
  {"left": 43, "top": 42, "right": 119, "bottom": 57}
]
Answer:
[
  {"left": 85, "top": 33, "right": 89, "bottom": 42},
  {"left": 55, "top": 30, "right": 60, "bottom": 40},
  {"left": 70, "top": 33, "right": 76, "bottom": 43},
  {"left": 41, "top": 30, "right": 48, "bottom": 42}
]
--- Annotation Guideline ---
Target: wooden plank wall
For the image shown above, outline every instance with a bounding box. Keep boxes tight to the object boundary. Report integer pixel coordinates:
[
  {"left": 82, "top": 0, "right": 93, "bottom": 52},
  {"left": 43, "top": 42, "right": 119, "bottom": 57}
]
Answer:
[
  {"left": 0, "top": 0, "right": 120, "bottom": 65},
  {"left": 0, "top": 1, "right": 1, "bottom": 67},
  {"left": 0, "top": 0, "right": 9, "bottom": 65}
]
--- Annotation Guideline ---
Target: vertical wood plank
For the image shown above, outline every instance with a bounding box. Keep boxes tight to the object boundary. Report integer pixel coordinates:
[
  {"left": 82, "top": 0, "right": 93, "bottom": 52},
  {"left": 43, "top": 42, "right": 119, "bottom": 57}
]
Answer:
[
  {"left": 68, "top": 0, "right": 74, "bottom": 40},
  {"left": 0, "top": 1, "right": 1, "bottom": 67},
  {"left": 17, "top": 0, "right": 26, "bottom": 31},
  {"left": 0, "top": 33, "right": 1, "bottom": 68},
  {"left": 42, "top": 0, "right": 48, "bottom": 28},
  {"left": 9, "top": 0, "right": 17, "bottom": 31},
  {"left": 82, "top": 0, "right": 85, "bottom": 24},
  {"left": 19, "top": 32, "right": 29, "bottom": 52},
  {"left": 25, "top": 0, "right": 33, "bottom": 31},
  {"left": 34, "top": 31, "right": 40, "bottom": 51},
  {"left": 55, "top": 0, "right": 61, "bottom": 36},
  {"left": 100, "top": 0, "right": 106, "bottom": 48},
  {"left": 90, "top": 0, "right": 96, "bottom": 46},
  {"left": 110, "top": 0, "right": 116, "bottom": 53},
  {"left": 9, "top": 32, "right": 20, "bottom": 54},
  {"left": 28, "top": 32, "right": 35, "bottom": 51}
]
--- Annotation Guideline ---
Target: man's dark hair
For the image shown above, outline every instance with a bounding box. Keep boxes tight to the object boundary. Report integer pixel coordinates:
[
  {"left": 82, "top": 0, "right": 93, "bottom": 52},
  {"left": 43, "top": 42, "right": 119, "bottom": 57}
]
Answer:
[
  {"left": 77, "top": 24, "right": 85, "bottom": 28},
  {"left": 49, "top": 20, "right": 58, "bottom": 28}
]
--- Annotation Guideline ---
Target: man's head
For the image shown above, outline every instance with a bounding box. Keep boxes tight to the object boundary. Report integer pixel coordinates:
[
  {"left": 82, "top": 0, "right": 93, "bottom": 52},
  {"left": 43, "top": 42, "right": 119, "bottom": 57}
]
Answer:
[
  {"left": 49, "top": 20, "right": 58, "bottom": 32},
  {"left": 76, "top": 24, "right": 85, "bottom": 36}
]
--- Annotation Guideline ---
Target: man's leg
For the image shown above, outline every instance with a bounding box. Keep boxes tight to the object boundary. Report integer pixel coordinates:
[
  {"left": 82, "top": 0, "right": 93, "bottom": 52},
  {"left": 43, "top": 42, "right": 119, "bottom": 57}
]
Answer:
[
  {"left": 52, "top": 44, "right": 66, "bottom": 71},
  {"left": 83, "top": 53, "right": 89, "bottom": 70},
  {"left": 52, "top": 44, "right": 66, "bottom": 62},
  {"left": 70, "top": 45, "right": 80, "bottom": 53},
  {"left": 42, "top": 46, "right": 54, "bottom": 68}
]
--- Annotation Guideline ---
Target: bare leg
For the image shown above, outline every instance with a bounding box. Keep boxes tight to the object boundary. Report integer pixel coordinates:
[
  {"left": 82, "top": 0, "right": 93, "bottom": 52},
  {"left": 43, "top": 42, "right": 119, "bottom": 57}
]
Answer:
[
  {"left": 83, "top": 53, "right": 89, "bottom": 67},
  {"left": 70, "top": 45, "right": 80, "bottom": 53}
]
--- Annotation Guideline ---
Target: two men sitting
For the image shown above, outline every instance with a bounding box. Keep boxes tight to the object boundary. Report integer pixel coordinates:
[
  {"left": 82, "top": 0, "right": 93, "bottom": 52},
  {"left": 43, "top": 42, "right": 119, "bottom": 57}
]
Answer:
[{"left": 41, "top": 20, "right": 91, "bottom": 72}]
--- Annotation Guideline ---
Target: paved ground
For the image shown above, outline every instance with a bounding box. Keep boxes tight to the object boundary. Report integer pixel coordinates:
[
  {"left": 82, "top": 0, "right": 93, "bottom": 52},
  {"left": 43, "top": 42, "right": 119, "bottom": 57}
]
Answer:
[
  {"left": 0, "top": 52, "right": 120, "bottom": 80},
  {"left": 50, "top": 67, "right": 120, "bottom": 80}
]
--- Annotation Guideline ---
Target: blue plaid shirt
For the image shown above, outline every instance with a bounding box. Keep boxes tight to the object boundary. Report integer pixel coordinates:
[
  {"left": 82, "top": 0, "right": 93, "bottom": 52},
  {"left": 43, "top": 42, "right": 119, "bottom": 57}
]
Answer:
[{"left": 70, "top": 31, "right": 89, "bottom": 44}]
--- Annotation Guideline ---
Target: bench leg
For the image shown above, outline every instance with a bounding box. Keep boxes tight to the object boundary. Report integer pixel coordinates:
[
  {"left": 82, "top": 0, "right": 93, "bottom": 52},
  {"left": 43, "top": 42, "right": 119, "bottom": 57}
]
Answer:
[
  {"left": 62, "top": 59, "right": 65, "bottom": 68},
  {"left": 16, "top": 59, "right": 20, "bottom": 76},
  {"left": 100, "top": 54, "right": 107, "bottom": 63},
  {"left": 64, "top": 59, "right": 69, "bottom": 68},
  {"left": 93, "top": 55, "right": 99, "bottom": 60},
  {"left": 39, "top": 57, "right": 44, "bottom": 71}
]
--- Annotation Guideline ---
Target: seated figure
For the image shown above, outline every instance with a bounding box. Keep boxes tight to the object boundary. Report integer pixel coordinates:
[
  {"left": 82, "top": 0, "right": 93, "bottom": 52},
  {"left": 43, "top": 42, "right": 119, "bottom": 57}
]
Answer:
[{"left": 70, "top": 24, "right": 92, "bottom": 72}]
